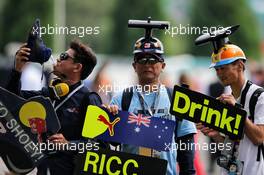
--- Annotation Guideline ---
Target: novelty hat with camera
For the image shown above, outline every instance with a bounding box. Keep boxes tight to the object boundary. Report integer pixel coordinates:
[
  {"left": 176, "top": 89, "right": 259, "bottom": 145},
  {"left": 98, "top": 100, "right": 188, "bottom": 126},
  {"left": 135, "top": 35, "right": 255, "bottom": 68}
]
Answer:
[{"left": 195, "top": 25, "right": 246, "bottom": 68}]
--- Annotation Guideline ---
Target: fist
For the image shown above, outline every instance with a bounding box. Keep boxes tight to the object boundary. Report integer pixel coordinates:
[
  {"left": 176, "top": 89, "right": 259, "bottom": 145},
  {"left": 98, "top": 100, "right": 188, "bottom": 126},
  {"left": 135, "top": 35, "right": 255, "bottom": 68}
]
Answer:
[{"left": 15, "top": 43, "right": 31, "bottom": 72}]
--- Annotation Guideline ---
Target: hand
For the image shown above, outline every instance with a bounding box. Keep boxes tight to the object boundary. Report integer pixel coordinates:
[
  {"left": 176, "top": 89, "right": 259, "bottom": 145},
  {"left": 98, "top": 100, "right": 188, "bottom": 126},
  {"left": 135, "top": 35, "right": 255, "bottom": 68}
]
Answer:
[
  {"left": 216, "top": 94, "right": 236, "bottom": 106},
  {"left": 196, "top": 123, "right": 220, "bottom": 138},
  {"left": 15, "top": 43, "right": 30, "bottom": 72},
  {"left": 47, "top": 133, "right": 69, "bottom": 144},
  {"left": 102, "top": 104, "right": 119, "bottom": 115}
]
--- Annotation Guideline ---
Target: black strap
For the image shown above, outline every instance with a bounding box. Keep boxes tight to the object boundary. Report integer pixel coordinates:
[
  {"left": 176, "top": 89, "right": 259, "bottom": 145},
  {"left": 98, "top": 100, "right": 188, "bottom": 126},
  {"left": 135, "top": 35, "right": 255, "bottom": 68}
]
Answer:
[
  {"left": 257, "top": 144, "right": 264, "bottom": 161},
  {"left": 249, "top": 87, "right": 264, "bottom": 162},
  {"left": 165, "top": 87, "right": 179, "bottom": 139},
  {"left": 235, "top": 81, "right": 264, "bottom": 162},
  {"left": 241, "top": 82, "right": 264, "bottom": 162},
  {"left": 249, "top": 88, "right": 264, "bottom": 122},
  {"left": 240, "top": 80, "right": 252, "bottom": 108},
  {"left": 121, "top": 86, "right": 134, "bottom": 111}
]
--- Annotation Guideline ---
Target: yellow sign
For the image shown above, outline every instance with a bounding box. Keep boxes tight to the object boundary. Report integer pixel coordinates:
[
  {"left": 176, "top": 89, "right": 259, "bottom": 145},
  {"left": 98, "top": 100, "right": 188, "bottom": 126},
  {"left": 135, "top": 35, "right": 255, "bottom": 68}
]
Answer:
[
  {"left": 82, "top": 106, "right": 120, "bottom": 138},
  {"left": 170, "top": 85, "right": 246, "bottom": 139},
  {"left": 84, "top": 151, "right": 138, "bottom": 175},
  {"left": 74, "top": 149, "right": 168, "bottom": 175}
]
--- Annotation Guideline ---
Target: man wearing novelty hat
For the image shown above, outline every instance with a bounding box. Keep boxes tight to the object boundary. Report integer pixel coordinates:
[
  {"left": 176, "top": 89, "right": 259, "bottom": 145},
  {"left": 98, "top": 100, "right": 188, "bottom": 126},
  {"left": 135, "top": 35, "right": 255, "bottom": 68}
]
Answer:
[
  {"left": 196, "top": 26, "right": 264, "bottom": 174},
  {"left": 6, "top": 19, "right": 103, "bottom": 175},
  {"left": 108, "top": 18, "right": 197, "bottom": 175}
]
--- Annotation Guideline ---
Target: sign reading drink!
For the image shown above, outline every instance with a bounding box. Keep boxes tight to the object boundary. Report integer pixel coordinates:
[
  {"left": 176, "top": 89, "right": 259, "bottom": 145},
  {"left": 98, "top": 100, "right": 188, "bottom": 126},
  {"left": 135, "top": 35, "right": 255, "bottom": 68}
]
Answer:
[{"left": 170, "top": 85, "right": 247, "bottom": 140}]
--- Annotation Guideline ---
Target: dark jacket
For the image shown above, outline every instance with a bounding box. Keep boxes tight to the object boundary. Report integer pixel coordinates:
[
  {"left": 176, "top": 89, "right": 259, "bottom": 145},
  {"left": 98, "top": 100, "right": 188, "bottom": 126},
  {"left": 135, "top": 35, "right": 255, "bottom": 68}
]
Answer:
[{"left": 6, "top": 69, "right": 102, "bottom": 175}]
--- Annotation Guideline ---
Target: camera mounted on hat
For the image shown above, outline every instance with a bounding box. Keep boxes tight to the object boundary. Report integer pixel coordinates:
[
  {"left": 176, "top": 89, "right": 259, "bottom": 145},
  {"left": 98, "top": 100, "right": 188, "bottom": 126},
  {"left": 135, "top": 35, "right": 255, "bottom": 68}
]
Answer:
[
  {"left": 195, "top": 25, "right": 246, "bottom": 68},
  {"left": 128, "top": 17, "right": 169, "bottom": 62}
]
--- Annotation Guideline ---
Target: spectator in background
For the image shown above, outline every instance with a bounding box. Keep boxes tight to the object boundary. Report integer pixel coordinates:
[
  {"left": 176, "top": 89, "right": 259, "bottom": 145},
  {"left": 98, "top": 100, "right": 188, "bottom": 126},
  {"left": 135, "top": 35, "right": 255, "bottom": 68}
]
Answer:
[
  {"left": 251, "top": 66, "right": 264, "bottom": 87},
  {"left": 178, "top": 72, "right": 207, "bottom": 175},
  {"left": 85, "top": 61, "right": 112, "bottom": 104},
  {"left": 207, "top": 80, "right": 225, "bottom": 174}
]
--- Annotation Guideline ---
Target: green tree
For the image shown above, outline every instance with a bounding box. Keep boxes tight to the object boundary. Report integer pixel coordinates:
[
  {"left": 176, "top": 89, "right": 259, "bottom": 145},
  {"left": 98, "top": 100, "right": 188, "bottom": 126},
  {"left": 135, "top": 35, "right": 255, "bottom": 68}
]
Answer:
[
  {"left": 65, "top": 0, "right": 116, "bottom": 54},
  {"left": 109, "top": 0, "right": 166, "bottom": 56},
  {"left": 188, "top": 0, "right": 261, "bottom": 59},
  {"left": 0, "top": 0, "right": 53, "bottom": 53}
]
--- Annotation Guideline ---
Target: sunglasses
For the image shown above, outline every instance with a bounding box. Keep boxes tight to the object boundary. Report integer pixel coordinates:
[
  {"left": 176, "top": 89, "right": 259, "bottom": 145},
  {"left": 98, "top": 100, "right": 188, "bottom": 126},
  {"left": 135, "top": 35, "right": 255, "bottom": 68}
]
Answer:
[
  {"left": 59, "top": 52, "right": 74, "bottom": 61},
  {"left": 136, "top": 57, "right": 162, "bottom": 65}
]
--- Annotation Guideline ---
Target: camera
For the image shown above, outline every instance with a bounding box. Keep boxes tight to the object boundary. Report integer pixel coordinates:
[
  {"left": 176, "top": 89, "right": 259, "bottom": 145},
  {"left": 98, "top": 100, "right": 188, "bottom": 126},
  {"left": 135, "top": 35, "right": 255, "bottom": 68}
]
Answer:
[{"left": 217, "top": 137, "right": 243, "bottom": 174}]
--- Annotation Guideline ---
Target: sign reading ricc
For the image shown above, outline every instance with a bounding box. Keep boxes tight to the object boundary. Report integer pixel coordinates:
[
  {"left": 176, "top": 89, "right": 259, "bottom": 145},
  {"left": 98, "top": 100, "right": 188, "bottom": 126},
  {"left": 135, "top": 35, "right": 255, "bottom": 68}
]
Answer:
[
  {"left": 74, "top": 148, "right": 168, "bottom": 175},
  {"left": 170, "top": 85, "right": 247, "bottom": 140}
]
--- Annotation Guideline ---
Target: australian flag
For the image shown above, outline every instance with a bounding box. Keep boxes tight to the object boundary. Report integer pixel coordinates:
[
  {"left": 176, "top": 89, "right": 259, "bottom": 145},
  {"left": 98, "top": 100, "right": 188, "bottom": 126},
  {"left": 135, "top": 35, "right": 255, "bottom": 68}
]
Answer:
[{"left": 83, "top": 106, "right": 175, "bottom": 151}]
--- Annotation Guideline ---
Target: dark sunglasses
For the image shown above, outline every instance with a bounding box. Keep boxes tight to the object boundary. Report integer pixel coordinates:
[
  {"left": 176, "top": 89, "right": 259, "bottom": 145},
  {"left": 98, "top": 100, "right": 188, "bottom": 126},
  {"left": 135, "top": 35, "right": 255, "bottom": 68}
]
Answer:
[
  {"left": 59, "top": 52, "right": 74, "bottom": 61},
  {"left": 136, "top": 57, "right": 162, "bottom": 65}
]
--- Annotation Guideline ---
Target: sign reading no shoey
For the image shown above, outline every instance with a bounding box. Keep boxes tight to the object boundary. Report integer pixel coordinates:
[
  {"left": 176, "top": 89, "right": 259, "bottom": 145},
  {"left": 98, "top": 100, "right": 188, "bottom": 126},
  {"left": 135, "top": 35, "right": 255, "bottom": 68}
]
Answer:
[
  {"left": 170, "top": 85, "right": 247, "bottom": 140},
  {"left": 0, "top": 87, "right": 61, "bottom": 174}
]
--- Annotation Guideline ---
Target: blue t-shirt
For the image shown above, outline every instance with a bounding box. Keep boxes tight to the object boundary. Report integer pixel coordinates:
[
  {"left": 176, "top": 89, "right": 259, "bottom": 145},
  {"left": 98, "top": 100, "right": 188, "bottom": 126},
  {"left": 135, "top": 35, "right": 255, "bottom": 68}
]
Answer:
[{"left": 110, "top": 85, "right": 197, "bottom": 175}]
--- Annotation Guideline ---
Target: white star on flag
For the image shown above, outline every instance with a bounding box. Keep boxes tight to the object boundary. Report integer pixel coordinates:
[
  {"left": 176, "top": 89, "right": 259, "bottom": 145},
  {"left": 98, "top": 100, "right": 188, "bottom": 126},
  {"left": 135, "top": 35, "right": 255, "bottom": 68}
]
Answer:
[{"left": 134, "top": 127, "right": 141, "bottom": 133}]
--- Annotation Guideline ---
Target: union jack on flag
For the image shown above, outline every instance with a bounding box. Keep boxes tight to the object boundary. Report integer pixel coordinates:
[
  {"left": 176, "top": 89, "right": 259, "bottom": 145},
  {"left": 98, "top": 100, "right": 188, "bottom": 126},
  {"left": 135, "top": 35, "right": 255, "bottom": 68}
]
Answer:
[{"left": 128, "top": 113, "right": 151, "bottom": 127}]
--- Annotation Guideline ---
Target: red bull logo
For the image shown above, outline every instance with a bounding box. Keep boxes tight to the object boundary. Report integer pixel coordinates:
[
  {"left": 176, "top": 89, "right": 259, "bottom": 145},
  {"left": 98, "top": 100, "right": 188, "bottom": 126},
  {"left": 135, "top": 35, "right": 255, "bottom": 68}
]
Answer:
[{"left": 29, "top": 118, "right": 47, "bottom": 142}]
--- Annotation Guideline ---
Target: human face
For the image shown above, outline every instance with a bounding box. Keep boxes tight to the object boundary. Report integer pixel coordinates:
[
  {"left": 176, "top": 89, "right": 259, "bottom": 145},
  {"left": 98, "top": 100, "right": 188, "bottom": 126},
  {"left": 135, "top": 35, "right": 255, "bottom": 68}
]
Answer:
[
  {"left": 133, "top": 57, "right": 165, "bottom": 84},
  {"left": 214, "top": 62, "right": 240, "bottom": 86},
  {"left": 53, "top": 49, "right": 77, "bottom": 78}
]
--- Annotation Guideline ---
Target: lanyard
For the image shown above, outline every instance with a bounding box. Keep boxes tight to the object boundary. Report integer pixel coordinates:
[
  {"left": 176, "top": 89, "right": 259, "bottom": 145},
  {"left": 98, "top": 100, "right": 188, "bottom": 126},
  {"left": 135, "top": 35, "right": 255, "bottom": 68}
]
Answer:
[
  {"left": 54, "top": 82, "right": 84, "bottom": 111},
  {"left": 136, "top": 84, "right": 161, "bottom": 116}
]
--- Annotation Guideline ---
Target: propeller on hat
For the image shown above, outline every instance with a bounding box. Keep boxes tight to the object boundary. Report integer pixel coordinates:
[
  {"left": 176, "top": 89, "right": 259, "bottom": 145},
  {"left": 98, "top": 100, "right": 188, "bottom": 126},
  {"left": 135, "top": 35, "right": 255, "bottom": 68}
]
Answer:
[
  {"left": 128, "top": 17, "right": 169, "bottom": 40},
  {"left": 195, "top": 25, "right": 240, "bottom": 53}
]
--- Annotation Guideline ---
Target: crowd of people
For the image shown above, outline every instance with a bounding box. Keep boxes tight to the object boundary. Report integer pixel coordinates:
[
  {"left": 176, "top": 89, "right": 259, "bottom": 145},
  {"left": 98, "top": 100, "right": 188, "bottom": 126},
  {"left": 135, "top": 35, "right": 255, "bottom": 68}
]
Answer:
[{"left": 1, "top": 21, "right": 264, "bottom": 175}]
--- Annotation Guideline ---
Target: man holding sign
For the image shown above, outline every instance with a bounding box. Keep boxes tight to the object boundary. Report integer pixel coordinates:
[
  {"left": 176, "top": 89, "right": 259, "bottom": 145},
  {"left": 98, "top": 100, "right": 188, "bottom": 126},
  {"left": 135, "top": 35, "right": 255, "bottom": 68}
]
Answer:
[
  {"left": 6, "top": 20, "right": 102, "bottom": 175},
  {"left": 109, "top": 18, "right": 197, "bottom": 175},
  {"left": 196, "top": 26, "right": 264, "bottom": 174}
]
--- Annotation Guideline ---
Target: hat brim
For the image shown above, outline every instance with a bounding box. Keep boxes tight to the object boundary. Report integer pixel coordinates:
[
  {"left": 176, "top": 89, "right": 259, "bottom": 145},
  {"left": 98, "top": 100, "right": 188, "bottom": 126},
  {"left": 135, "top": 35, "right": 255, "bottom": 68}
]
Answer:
[
  {"left": 209, "top": 57, "right": 246, "bottom": 68},
  {"left": 133, "top": 49, "right": 163, "bottom": 54}
]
